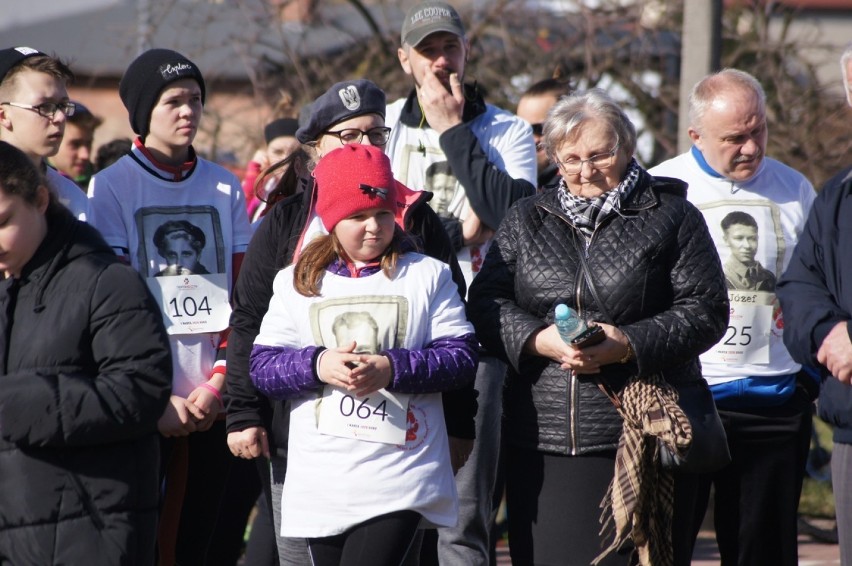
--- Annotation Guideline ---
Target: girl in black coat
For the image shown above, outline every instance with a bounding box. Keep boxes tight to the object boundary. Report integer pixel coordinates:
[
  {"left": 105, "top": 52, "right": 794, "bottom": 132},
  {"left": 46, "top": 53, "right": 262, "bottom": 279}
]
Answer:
[{"left": 0, "top": 141, "right": 172, "bottom": 565}]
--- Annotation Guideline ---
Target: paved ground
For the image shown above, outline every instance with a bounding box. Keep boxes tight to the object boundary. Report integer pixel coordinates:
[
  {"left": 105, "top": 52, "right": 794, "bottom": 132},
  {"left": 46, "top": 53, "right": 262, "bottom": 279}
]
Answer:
[{"left": 494, "top": 520, "right": 841, "bottom": 565}]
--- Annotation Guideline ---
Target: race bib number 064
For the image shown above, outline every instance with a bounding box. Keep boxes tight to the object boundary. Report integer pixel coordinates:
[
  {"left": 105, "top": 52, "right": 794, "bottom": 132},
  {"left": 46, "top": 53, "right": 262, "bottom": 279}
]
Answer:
[{"left": 318, "top": 385, "right": 410, "bottom": 445}]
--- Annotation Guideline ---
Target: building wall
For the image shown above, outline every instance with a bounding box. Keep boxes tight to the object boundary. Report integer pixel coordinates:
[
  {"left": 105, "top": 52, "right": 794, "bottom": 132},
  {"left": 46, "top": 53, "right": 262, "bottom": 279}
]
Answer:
[
  {"left": 769, "top": 10, "right": 852, "bottom": 95},
  {"left": 68, "top": 83, "right": 275, "bottom": 170}
]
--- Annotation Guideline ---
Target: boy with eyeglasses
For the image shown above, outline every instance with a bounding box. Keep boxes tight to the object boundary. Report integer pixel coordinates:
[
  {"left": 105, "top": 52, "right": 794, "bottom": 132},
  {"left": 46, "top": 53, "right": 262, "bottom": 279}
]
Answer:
[{"left": 0, "top": 46, "right": 89, "bottom": 220}]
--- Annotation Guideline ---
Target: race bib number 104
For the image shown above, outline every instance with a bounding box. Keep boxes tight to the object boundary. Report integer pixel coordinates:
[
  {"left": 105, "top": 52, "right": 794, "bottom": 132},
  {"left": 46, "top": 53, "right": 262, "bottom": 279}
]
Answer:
[{"left": 146, "top": 273, "right": 232, "bottom": 335}]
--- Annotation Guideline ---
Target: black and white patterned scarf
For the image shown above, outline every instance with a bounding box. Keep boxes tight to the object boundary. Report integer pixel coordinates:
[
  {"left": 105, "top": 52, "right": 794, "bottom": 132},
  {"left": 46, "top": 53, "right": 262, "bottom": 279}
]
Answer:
[{"left": 557, "top": 158, "right": 643, "bottom": 238}]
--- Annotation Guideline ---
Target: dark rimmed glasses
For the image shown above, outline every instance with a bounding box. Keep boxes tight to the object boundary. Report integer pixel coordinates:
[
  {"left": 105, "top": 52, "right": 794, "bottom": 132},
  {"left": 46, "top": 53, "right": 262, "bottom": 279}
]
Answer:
[
  {"left": 323, "top": 126, "right": 391, "bottom": 147},
  {"left": 1, "top": 101, "right": 76, "bottom": 119}
]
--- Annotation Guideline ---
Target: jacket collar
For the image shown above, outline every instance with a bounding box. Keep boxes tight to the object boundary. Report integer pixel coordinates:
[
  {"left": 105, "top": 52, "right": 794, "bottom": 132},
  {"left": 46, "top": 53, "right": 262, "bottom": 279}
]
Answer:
[
  {"left": 17, "top": 206, "right": 80, "bottom": 312},
  {"left": 397, "top": 84, "right": 487, "bottom": 129}
]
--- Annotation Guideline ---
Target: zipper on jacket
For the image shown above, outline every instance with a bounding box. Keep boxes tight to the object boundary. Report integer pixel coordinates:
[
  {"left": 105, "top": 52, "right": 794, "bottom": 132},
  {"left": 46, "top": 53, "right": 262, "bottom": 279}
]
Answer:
[
  {"left": 538, "top": 199, "right": 608, "bottom": 455},
  {"left": 569, "top": 368, "right": 580, "bottom": 454}
]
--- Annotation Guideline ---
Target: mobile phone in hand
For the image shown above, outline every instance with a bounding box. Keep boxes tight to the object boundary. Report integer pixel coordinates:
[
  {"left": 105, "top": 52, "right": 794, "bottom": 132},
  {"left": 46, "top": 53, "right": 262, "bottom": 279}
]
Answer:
[{"left": 570, "top": 325, "right": 606, "bottom": 349}]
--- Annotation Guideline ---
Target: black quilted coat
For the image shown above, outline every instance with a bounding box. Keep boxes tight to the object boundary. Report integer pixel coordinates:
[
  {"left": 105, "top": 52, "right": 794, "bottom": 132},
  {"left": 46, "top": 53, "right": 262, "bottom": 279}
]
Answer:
[
  {"left": 0, "top": 205, "right": 172, "bottom": 564},
  {"left": 469, "top": 172, "right": 729, "bottom": 455}
]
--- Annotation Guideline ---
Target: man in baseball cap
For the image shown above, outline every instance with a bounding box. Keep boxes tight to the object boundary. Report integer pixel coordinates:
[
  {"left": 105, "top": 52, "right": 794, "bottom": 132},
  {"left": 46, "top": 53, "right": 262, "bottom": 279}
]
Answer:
[
  {"left": 385, "top": 2, "right": 538, "bottom": 565},
  {"left": 400, "top": 0, "right": 466, "bottom": 48}
]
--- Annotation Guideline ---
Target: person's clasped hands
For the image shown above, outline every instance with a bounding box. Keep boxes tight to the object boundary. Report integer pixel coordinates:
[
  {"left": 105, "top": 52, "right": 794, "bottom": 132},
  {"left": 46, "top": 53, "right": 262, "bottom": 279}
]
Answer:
[
  {"left": 528, "top": 322, "right": 632, "bottom": 374},
  {"left": 158, "top": 384, "right": 222, "bottom": 437},
  {"left": 317, "top": 341, "right": 393, "bottom": 396}
]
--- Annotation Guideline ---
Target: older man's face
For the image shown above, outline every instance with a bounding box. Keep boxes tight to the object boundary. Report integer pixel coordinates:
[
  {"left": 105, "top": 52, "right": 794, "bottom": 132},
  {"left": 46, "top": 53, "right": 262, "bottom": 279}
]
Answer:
[{"left": 689, "top": 88, "right": 767, "bottom": 183}]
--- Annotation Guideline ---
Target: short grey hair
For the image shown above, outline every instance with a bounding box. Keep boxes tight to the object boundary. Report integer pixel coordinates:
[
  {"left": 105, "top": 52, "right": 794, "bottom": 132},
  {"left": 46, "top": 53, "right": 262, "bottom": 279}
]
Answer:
[
  {"left": 688, "top": 68, "right": 766, "bottom": 133},
  {"left": 541, "top": 88, "right": 637, "bottom": 161}
]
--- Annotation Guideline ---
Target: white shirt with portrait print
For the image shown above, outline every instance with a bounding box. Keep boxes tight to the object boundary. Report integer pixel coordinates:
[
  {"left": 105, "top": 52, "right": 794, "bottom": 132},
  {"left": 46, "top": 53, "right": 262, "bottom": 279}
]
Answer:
[
  {"left": 255, "top": 253, "right": 472, "bottom": 537},
  {"left": 650, "top": 152, "right": 815, "bottom": 385},
  {"left": 87, "top": 149, "right": 252, "bottom": 397},
  {"left": 384, "top": 99, "right": 536, "bottom": 292}
]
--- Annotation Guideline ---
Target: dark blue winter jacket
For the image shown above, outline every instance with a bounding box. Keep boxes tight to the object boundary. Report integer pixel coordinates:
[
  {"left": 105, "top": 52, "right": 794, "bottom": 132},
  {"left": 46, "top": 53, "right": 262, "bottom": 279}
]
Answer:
[{"left": 778, "top": 167, "right": 852, "bottom": 443}]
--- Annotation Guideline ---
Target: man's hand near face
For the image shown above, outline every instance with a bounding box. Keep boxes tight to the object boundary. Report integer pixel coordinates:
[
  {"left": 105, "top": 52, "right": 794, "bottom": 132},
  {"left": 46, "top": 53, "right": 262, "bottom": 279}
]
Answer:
[{"left": 418, "top": 70, "right": 464, "bottom": 134}]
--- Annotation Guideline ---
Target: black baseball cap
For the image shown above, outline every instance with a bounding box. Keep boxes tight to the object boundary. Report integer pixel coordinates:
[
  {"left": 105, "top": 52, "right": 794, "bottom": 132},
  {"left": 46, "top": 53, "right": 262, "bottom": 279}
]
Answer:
[{"left": 0, "top": 46, "right": 46, "bottom": 84}]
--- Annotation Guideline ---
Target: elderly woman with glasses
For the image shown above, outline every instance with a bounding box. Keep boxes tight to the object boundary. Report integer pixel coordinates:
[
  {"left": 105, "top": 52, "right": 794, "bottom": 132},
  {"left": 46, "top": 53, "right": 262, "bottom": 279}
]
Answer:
[
  {"left": 224, "top": 78, "right": 472, "bottom": 566},
  {"left": 468, "top": 88, "right": 729, "bottom": 566}
]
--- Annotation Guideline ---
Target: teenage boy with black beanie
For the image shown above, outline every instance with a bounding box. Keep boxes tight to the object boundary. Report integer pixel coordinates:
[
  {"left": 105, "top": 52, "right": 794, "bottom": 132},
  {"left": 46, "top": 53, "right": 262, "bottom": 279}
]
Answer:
[
  {"left": 0, "top": 46, "right": 89, "bottom": 219},
  {"left": 88, "top": 47, "right": 253, "bottom": 566}
]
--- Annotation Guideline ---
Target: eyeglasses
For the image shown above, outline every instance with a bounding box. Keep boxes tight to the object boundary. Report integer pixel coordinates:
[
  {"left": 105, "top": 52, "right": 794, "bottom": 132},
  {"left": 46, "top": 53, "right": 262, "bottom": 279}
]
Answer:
[
  {"left": 530, "top": 123, "right": 543, "bottom": 136},
  {"left": 323, "top": 127, "right": 391, "bottom": 147},
  {"left": 1, "top": 101, "right": 76, "bottom": 119},
  {"left": 557, "top": 144, "right": 619, "bottom": 174}
]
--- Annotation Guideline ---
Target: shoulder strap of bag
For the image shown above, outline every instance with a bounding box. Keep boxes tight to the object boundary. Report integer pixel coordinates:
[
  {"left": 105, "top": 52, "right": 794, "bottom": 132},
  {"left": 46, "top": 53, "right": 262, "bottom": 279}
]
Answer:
[{"left": 569, "top": 231, "right": 622, "bottom": 409}]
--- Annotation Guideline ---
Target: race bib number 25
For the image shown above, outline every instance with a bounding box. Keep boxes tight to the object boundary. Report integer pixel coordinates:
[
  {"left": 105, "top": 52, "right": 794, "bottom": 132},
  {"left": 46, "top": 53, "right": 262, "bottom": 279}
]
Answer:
[{"left": 703, "top": 290, "right": 772, "bottom": 364}]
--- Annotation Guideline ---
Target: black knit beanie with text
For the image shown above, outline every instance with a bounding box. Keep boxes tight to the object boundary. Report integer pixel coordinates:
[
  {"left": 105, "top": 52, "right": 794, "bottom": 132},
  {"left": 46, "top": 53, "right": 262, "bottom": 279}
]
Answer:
[{"left": 119, "top": 48, "right": 206, "bottom": 139}]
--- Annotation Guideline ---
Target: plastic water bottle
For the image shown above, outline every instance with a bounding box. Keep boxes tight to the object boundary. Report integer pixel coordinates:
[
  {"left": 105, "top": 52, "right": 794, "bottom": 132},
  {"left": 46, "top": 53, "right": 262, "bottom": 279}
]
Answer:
[{"left": 554, "top": 304, "right": 587, "bottom": 343}]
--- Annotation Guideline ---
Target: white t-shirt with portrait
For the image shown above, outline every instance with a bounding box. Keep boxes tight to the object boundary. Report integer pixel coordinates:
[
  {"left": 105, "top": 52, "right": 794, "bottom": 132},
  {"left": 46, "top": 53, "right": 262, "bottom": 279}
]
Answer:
[
  {"left": 650, "top": 152, "right": 815, "bottom": 385},
  {"left": 255, "top": 253, "right": 471, "bottom": 537},
  {"left": 88, "top": 150, "right": 252, "bottom": 396}
]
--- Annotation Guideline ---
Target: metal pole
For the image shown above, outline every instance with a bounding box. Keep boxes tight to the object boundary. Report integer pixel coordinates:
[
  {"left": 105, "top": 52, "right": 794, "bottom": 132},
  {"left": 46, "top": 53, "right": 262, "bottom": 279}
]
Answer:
[{"left": 678, "top": 0, "right": 722, "bottom": 153}]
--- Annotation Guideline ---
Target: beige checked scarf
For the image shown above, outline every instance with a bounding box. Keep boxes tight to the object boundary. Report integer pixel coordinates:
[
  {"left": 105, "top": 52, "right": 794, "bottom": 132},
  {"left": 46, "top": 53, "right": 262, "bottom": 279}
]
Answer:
[{"left": 593, "top": 374, "right": 693, "bottom": 566}]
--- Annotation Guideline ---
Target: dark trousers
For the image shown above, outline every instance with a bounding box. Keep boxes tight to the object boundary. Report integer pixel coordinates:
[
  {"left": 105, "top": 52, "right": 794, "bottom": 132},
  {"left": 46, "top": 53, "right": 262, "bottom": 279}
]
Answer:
[
  {"left": 159, "top": 420, "right": 233, "bottom": 566},
  {"left": 505, "top": 445, "right": 701, "bottom": 566},
  {"left": 308, "top": 510, "right": 421, "bottom": 566},
  {"left": 695, "top": 392, "right": 813, "bottom": 566},
  {"left": 206, "top": 455, "right": 263, "bottom": 565}
]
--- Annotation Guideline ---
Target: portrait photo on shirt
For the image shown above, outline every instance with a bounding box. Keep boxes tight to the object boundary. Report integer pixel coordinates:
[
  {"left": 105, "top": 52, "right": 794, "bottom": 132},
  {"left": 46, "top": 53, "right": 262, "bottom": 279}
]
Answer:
[
  {"left": 424, "top": 160, "right": 460, "bottom": 218},
  {"left": 698, "top": 201, "right": 784, "bottom": 293},
  {"left": 308, "top": 295, "right": 409, "bottom": 351},
  {"left": 134, "top": 206, "right": 226, "bottom": 278}
]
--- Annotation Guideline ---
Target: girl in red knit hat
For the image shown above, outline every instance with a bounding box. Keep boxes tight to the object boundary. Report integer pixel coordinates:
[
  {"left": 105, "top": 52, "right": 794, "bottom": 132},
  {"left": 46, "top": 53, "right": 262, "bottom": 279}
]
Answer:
[{"left": 250, "top": 143, "right": 478, "bottom": 566}]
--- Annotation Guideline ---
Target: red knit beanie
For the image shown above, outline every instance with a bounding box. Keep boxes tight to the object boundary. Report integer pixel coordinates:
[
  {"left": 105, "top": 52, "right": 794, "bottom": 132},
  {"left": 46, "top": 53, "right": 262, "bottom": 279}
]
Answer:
[{"left": 314, "top": 144, "right": 397, "bottom": 231}]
